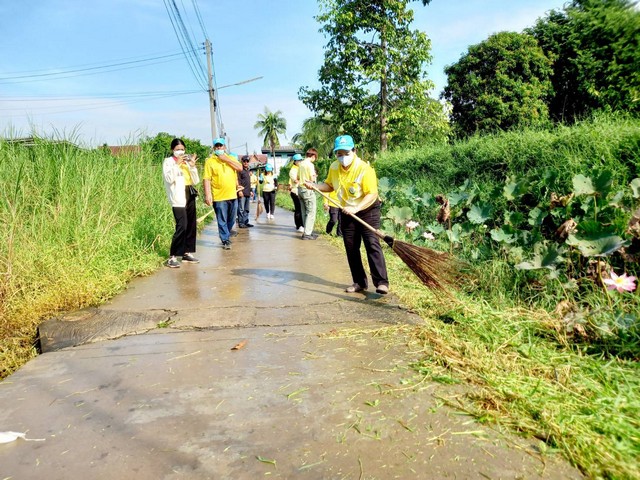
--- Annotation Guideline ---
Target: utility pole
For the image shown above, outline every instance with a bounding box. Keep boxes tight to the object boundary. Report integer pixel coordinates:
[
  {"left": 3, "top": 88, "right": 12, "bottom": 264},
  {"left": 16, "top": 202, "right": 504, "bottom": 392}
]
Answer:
[{"left": 205, "top": 39, "right": 217, "bottom": 141}]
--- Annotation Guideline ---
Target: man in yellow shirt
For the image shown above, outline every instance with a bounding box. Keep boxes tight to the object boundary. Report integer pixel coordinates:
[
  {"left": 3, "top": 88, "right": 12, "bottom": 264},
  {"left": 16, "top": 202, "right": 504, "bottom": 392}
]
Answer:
[
  {"left": 305, "top": 135, "right": 389, "bottom": 294},
  {"left": 203, "top": 137, "right": 242, "bottom": 250}
]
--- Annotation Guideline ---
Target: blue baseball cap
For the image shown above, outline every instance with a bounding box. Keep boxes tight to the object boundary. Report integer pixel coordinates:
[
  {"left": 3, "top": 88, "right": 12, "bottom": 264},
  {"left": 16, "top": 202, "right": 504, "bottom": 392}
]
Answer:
[
  {"left": 265, "top": 164, "right": 273, "bottom": 172},
  {"left": 334, "top": 135, "right": 355, "bottom": 151},
  {"left": 213, "top": 137, "right": 226, "bottom": 146},
  {"left": 292, "top": 153, "right": 303, "bottom": 161}
]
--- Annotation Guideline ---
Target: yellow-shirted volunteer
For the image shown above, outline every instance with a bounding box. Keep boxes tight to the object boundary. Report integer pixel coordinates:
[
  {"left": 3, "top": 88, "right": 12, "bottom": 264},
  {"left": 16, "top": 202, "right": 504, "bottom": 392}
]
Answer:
[
  {"left": 305, "top": 135, "right": 389, "bottom": 295},
  {"left": 203, "top": 137, "right": 242, "bottom": 249}
]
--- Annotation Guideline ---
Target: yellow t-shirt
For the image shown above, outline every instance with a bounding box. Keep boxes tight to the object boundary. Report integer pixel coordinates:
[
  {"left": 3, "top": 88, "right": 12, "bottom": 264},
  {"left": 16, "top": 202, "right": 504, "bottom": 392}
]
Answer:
[
  {"left": 250, "top": 172, "right": 258, "bottom": 188},
  {"left": 179, "top": 163, "right": 193, "bottom": 186},
  {"left": 324, "top": 157, "right": 378, "bottom": 208},
  {"left": 297, "top": 158, "right": 316, "bottom": 186},
  {"left": 262, "top": 172, "right": 276, "bottom": 193},
  {"left": 203, "top": 154, "right": 240, "bottom": 201},
  {"left": 289, "top": 165, "right": 299, "bottom": 189}
]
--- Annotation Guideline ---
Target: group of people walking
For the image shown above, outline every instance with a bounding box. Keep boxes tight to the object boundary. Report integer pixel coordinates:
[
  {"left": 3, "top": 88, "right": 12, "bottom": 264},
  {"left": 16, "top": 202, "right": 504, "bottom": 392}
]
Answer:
[{"left": 162, "top": 134, "right": 389, "bottom": 295}]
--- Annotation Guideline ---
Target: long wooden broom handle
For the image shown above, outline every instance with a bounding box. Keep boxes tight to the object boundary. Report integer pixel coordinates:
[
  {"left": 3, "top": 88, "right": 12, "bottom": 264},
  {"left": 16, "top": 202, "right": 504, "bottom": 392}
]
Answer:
[{"left": 310, "top": 185, "right": 394, "bottom": 247}]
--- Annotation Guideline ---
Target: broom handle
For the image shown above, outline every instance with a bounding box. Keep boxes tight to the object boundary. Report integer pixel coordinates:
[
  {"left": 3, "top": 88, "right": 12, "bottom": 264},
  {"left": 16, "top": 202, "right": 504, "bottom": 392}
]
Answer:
[
  {"left": 310, "top": 186, "right": 387, "bottom": 240},
  {"left": 197, "top": 208, "right": 215, "bottom": 223}
]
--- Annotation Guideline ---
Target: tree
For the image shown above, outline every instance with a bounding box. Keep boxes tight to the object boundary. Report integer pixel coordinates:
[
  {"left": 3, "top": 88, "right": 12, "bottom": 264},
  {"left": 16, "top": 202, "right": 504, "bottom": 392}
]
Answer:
[
  {"left": 528, "top": 0, "right": 640, "bottom": 122},
  {"left": 254, "top": 107, "right": 287, "bottom": 174},
  {"left": 291, "top": 116, "right": 335, "bottom": 159},
  {"left": 299, "top": 0, "right": 436, "bottom": 154},
  {"left": 442, "top": 31, "right": 553, "bottom": 138},
  {"left": 139, "top": 132, "right": 210, "bottom": 163}
]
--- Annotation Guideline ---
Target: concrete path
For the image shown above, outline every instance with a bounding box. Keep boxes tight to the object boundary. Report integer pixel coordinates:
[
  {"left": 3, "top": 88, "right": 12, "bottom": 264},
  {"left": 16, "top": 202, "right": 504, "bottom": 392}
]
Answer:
[{"left": 0, "top": 203, "right": 583, "bottom": 479}]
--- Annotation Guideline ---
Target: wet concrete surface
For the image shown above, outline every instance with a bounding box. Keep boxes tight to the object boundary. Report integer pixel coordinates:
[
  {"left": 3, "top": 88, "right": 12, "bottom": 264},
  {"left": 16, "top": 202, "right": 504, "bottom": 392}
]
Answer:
[{"left": 1, "top": 204, "right": 583, "bottom": 479}]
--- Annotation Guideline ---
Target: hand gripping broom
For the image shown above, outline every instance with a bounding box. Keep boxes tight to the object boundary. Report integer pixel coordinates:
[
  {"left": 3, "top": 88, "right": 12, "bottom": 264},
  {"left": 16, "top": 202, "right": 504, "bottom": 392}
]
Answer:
[{"left": 311, "top": 187, "right": 462, "bottom": 290}]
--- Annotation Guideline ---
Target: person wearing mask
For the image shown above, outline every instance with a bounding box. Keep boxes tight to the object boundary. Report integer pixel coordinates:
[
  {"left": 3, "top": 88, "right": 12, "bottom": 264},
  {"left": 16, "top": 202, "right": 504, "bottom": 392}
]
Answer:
[
  {"left": 162, "top": 138, "right": 200, "bottom": 268},
  {"left": 297, "top": 148, "right": 319, "bottom": 240},
  {"left": 203, "top": 137, "right": 242, "bottom": 250},
  {"left": 305, "top": 135, "right": 389, "bottom": 294},
  {"left": 237, "top": 156, "right": 254, "bottom": 228},
  {"left": 260, "top": 164, "right": 277, "bottom": 219},
  {"left": 289, "top": 153, "right": 304, "bottom": 232}
]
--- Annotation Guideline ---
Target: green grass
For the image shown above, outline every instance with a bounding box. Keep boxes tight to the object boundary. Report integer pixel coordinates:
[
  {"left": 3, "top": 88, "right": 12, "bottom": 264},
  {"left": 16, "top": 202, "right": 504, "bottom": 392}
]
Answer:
[
  {"left": 0, "top": 134, "right": 182, "bottom": 377},
  {"left": 2, "top": 118, "right": 639, "bottom": 478},
  {"left": 379, "top": 249, "right": 640, "bottom": 479}
]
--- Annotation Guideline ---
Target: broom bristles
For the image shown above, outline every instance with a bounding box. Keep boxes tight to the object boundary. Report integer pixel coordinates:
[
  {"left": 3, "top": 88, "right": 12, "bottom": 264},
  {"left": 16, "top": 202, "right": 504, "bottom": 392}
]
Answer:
[{"left": 390, "top": 239, "right": 463, "bottom": 290}]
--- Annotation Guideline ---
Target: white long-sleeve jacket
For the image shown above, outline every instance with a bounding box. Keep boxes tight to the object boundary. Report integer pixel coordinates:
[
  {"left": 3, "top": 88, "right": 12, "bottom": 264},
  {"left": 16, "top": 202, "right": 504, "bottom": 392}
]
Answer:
[{"left": 162, "top": 156, "right": 200, "bottom": 207}]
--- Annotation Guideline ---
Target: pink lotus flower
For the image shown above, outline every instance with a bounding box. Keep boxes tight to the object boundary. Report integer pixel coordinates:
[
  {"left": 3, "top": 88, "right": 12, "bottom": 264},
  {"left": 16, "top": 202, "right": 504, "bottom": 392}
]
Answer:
[
  {"left": 405, "top": 220, "right": 419, "bottom": 232},
  {"left": 603, "top": 271, "right": 637, "bottom": 293},
  {"left": 423, "top": 232, "right": 435, "bottom": 240}
]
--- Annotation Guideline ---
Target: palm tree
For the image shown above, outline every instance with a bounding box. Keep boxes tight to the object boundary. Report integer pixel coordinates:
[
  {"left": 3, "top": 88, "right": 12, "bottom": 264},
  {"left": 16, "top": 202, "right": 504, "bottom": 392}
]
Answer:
[{"left": 254, "top": 107, "right": 287, "bottom": 175}]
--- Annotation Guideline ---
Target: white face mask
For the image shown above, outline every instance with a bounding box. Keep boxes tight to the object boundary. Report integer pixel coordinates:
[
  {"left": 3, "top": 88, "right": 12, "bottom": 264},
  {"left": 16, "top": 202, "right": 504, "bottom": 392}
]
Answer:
[
  {"left": 174, "top": 149, "right": 185, "bottom": 157},
  {"left": 338, "top": 152, "right": 354, "bottom": 167},
  {"left": 214, "top": 149, "right": 225, "bottom": 156}
]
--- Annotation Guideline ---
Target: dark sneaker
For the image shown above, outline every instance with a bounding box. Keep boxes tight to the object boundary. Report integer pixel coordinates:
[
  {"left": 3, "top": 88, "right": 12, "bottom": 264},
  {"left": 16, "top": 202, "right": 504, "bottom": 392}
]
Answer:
[
  {"left": 301, "top": 234, "right": 318, "bottom": 240},
  {"left": 182, "top": 253, "right": 199, "bottom": 263},
  {"left": 245, "top": 223, "right": 254, "bottom": 227},
  {"left": 238, "top": 225, "right": 248, "bottom": 229},
  {"left": 166, "top": 257, "right": 180, "bottom": 268},
  {"left": 376, "top": 284, "right": 389, "bottom": 294},
  {"left": 222, "top": 241, "right": 231, "bottom": 250},
  {"left": 345, "top": 283, "right": 366, "bottom": 293}
]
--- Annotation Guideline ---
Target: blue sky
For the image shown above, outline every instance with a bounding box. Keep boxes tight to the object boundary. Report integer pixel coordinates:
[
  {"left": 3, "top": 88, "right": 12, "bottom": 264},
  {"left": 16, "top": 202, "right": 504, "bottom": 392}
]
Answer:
[{"left": 1, "top": 0, "right": 568, "bottom": 154}]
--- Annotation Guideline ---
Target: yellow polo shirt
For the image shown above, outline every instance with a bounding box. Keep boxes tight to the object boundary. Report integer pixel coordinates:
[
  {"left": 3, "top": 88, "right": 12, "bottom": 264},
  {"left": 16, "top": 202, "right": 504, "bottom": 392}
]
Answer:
[
  {"left": 297, "top": 158, "right": 316, "bottom": 186},
  {"left": 203, "top": 154, "right": 240, "bottom": 201},
  {"left": 324, "top": 156, "right": 378, "bottom": 208}
]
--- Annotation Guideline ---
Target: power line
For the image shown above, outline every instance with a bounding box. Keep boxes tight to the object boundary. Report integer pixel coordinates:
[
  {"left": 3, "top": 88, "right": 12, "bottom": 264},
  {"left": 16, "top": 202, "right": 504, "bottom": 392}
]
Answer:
[
  {"left": 163, "top": 0, "right": 208, "bottom": 91},
  {"left": 0, "top": 53, "right": 198, "bottom": 84}
]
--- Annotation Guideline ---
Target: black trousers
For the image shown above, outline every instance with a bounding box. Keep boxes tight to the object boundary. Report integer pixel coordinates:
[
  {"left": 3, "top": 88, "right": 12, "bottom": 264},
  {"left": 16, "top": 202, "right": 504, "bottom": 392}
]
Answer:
[
  {"left": 326, "top": 206, "right": 342, "bottom": 236},
  {"left": 262, "top": 191, "right": 276, "bottom": 214},
  {"left": 170, "top": 187, "right": 197, "bottom": 257},
  {"left": 290, "top": 192, "right": 303, "bottom": 229},
  {"left": 341, "top": 202, "right": 388, "bottom": 289}
]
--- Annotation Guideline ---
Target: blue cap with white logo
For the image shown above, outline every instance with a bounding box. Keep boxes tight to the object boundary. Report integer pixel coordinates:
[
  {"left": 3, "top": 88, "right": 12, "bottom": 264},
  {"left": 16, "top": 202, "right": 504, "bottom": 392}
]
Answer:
[
  {"left": 334, "top": 135, "right": 355, "bottom": 151},
  {"left": 265, "top": 164, "right": 273, "bottom": 172},
  {"left": 213, "top": 137, "right": 226, "bottom": 146},
  {"left": 292, "top": 153, "right": 302, "bottom": 161}
]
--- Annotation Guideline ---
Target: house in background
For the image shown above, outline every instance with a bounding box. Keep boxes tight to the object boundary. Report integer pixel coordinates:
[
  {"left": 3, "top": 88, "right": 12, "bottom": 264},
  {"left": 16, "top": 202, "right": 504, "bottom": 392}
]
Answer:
[
  {"left": 105, "top": 145, "right": 141, "bottom": 157},
  {"left": 260, "top": 145, "right": 301, "bottom": 174}
]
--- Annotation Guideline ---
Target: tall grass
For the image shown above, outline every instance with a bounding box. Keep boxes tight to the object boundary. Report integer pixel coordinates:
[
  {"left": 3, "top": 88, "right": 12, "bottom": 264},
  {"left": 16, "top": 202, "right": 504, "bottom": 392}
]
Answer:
[
  {"left": 0, "top": 134, "right": 175, "bottom": 377},
  {"left": 376, "top": 112, "right": 640, "bottom": 192}
]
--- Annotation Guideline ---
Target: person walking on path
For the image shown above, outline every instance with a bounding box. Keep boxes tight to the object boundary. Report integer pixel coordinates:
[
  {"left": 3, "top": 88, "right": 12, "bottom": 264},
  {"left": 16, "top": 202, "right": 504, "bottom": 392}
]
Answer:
[
  {"left": 289, "top": 154, "right": 304, "bottom": 232},
  {"left": 162, "top": 138, "right": 200, "bottom": 268},
  {"left": 237, "top": 156, "right": 254, "bottom": 229},
  {"left": 305, "top": 135, "right": 389, "bottom": 294},
  {"left": 250, "top": 168, "right": 258, "bottom": 203},
  {"left": 203, "top": 137, "right": 242, "bottom": 250},
  {"left": 324, "top": 189, "right": 342, "bottom": 237},
  {"left": 297, "top": 148, "right": 319, "bottom": 240},
  {"left": 260, "top": 164, "right": 278, "bottom": 220}
]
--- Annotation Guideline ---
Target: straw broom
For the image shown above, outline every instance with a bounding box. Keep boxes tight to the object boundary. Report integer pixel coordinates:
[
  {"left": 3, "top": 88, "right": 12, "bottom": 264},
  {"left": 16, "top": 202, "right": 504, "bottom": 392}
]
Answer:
[{"left": 312, "top": 187, "right": 462, "bottom": 290}]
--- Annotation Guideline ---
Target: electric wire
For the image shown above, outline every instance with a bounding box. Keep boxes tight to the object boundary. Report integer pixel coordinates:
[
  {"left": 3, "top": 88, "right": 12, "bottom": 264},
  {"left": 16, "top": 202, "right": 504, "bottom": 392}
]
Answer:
[
  {"left": 163, "top": 0, "right": 208, "bottom": 91},
  {"left": 0, "top": 51, "right": 193, "bottom": 82}
]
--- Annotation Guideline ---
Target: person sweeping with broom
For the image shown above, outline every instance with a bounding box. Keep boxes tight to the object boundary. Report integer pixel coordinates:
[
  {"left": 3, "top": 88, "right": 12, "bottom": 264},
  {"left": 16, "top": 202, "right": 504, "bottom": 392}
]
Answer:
[{"left": 305, "top": 135, "right": 389, "bottom": 295}]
